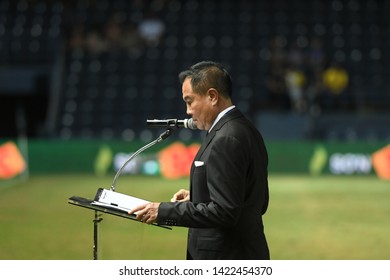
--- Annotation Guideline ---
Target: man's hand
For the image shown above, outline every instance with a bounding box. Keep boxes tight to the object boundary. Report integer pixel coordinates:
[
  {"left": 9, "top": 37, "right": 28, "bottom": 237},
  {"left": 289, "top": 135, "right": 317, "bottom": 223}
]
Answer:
[
  {"left": 170, "top": 189, "right": 190, "bottom": 202},
  {"left": 128, "top": 202, "right": 160, "bottom": 224}
]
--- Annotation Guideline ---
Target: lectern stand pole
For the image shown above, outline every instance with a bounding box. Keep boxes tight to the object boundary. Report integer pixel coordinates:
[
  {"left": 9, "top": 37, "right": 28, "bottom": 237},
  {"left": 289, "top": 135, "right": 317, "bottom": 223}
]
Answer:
[
  {"left": 68, "top": 197, "right": 171, "bottom": 259},
  {"left": 93, "top": 210, "right": 103, "bottom": 260}
]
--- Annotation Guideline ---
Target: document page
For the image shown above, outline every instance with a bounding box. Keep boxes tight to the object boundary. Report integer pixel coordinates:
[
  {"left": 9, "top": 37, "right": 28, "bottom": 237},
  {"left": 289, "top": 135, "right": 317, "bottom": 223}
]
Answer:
[{"left": 91, "top": 188, "right": 149, "bottom": 214}]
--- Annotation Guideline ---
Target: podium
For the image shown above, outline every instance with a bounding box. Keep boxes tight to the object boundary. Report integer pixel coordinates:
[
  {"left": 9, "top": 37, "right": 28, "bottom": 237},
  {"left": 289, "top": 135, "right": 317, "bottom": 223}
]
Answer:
[
  {"left": 68, "top": 195, "right": 171, "bottom": 260},
  {"left": 68, "top": 128, "right": 176, "bottom": 260}
]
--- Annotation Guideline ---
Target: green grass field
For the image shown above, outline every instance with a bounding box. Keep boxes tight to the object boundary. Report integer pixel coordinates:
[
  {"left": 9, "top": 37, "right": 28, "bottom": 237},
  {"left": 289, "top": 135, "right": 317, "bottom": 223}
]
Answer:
[{"left": 0, "top": 174, "right": 389, "bottom": 260}]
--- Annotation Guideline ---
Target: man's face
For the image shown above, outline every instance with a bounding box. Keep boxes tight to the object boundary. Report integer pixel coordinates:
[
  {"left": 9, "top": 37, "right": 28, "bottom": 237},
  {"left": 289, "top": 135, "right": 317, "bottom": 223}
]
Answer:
[{"left": 182, "top": 78, "right": 215, "bottom": 131}]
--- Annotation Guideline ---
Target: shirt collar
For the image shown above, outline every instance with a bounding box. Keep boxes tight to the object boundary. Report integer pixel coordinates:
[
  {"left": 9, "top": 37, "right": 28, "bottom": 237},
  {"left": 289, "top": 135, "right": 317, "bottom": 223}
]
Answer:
[{"left": 208, "top": 105, "right": 236, "bottom": 133}]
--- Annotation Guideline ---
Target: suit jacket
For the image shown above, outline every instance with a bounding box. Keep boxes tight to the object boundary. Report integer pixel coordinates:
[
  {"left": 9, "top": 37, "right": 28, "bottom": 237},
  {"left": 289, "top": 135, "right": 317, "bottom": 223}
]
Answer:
[{"left": 158, "top": 109, "right": 270, "bottom": 259}]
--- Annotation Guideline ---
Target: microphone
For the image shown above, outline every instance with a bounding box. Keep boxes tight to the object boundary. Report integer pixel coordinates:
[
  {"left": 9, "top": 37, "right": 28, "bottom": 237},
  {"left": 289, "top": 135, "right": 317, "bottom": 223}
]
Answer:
[
  {"left": 146, "top": 118, "right": 197, "bottom": 130},
  {"left": 110, "top": 118, "right": 196, "bottom": 192}
]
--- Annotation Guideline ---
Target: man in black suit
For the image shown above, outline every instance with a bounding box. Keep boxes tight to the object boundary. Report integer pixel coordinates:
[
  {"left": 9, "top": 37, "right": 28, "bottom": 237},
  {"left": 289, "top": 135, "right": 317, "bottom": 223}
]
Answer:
[{"left": 130, "top": 61, "right": 270, "bottom": 260}]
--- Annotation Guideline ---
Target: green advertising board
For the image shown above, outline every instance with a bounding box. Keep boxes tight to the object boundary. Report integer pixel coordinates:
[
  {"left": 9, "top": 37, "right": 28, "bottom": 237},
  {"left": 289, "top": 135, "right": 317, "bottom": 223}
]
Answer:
[{"left": 2, "top": 139, "right": 389, "bottom": 177}]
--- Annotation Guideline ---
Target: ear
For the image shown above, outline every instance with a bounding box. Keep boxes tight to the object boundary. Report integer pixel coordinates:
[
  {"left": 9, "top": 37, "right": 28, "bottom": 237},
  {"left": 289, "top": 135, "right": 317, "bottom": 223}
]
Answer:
[{"left": 207, "top": 88, "right": 219, "bottom": 105}]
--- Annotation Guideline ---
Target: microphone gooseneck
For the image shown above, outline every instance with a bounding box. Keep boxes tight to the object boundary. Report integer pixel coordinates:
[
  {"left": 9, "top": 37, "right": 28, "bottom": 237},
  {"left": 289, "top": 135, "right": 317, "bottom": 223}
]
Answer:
[
  {"left": 110, "top": 129, "right": 172, "bottom": 192},
  {"left": 111, "top": 118, "right": 197, "bottom": 192}
]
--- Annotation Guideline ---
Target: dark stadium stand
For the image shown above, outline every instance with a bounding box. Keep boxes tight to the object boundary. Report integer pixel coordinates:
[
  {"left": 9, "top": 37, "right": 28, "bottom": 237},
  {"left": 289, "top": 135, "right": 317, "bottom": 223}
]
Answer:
[{"left": 1, "top": 0, "right": 389, "bottom": 141}]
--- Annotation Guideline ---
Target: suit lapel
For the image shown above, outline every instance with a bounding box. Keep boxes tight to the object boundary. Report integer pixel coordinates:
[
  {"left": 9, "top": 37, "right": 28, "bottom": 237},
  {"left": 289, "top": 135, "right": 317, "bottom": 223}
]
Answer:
[
  {"left": 194, "top": 130, "right": 214, "bottom": 161},
  {"left": 194, "top": 108, "right": 242, "bottom": 161},
  {"left": 190, "top": 109, "right": 243, "bottom": 200}
]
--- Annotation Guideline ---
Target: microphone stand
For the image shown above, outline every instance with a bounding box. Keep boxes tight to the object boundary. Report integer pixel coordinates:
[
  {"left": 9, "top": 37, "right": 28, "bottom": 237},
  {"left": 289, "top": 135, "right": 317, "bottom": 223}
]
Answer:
[
  {"left": 110, "top": 128, "right": 173, "bottom": 192},
  {"left": 90, "top": 128, "right": 174, "bottom": 260}
]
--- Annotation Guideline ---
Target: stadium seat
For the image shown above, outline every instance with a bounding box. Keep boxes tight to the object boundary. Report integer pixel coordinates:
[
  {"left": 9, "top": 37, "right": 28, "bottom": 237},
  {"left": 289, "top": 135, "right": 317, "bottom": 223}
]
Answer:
[{"left": 2, "top": 0, "right": 389, "bottom": 140}]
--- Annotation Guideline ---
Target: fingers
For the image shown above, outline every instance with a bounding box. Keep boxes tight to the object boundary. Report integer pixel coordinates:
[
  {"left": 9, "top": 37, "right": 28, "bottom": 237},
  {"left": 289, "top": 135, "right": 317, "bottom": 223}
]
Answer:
[
  {"left": 170, "top": 193, "right": 180, "bottom": 202},
  {"left": 171, "top": 189, "right": 190, "bottom": 202},
  {"left": 128, "top": 203, "right": 159, "bottom": 224},
  {"left": 170, "top": 190, "right": 180, "bottom": 202},
  {"left": 128, "top": 203, "right": 147, "bottom": 216},
  {"left": 180, "top": 194, "right": 190, "bottom": 202}
]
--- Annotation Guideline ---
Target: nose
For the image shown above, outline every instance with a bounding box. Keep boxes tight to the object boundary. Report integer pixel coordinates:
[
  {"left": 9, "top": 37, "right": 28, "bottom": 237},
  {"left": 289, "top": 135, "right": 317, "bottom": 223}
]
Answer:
[{"left": 186, "top": 105, "right": 192, "bottom": 116}]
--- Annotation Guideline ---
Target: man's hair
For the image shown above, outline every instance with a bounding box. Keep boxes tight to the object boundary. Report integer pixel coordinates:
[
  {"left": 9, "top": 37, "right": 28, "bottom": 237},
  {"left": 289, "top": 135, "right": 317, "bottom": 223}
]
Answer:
[{"left": 178, "top": 61, "right": 232, "bottom": 98}]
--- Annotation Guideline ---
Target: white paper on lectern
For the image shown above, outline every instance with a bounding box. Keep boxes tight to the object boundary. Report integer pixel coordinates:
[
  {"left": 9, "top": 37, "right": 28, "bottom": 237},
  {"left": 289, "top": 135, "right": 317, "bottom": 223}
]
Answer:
[{"left": 91, "top": 188, "right": 149, "bottom": 213}]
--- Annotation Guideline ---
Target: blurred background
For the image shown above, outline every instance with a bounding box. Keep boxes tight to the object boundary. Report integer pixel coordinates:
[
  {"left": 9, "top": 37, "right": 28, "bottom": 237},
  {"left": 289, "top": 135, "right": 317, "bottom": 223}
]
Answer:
[
  {"left": 0, "top": 0, "right": 390, "bottom": 260},
  {"left": 1, "top": 0, "right": 389, "bottom": 142}
]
